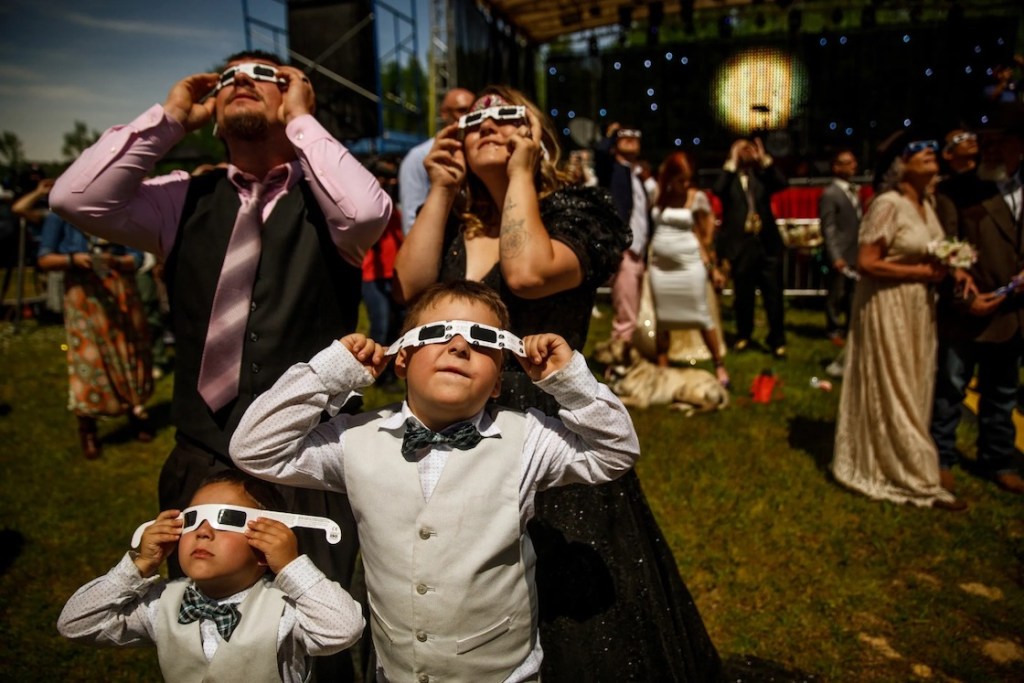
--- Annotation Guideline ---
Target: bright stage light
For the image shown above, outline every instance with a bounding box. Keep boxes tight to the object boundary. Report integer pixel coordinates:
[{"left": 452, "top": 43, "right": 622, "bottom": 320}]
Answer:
[{"left": 711, "top": 47, "right": 808, "bottom": 133}]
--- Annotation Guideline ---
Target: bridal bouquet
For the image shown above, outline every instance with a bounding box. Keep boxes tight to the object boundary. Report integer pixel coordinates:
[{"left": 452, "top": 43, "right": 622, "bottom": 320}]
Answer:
[{"left": 928, "top": 237, "right": 977, "bottom": 270}]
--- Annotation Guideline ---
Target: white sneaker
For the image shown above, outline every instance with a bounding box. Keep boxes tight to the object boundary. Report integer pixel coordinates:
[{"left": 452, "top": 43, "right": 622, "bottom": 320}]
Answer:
[{"left": 825, "top": 360, "right": 844, "bottom": 378}]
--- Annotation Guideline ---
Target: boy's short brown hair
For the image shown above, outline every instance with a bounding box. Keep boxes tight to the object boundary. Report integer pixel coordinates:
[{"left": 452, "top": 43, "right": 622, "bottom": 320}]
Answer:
[
  {"left": 402, "top": 280, "right": 510, "bottom": 333},
  {"left": 197, "top": 469, "right": 286, "bottom": 511}
]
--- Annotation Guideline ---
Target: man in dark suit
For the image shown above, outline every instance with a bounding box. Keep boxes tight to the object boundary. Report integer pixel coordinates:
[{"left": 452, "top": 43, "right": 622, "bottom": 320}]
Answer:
[
  {"left": 713, "top": 137, "right": 789, "bottom": 356},
  {"left": 819, "top": 149, "right": 862, "bottom": 346},
  {"left": 931, "top": 111, "right": 1024, "bottom": 495}
]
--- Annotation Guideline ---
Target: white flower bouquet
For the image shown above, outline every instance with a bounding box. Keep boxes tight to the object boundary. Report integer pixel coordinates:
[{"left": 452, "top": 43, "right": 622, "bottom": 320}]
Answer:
[{"left": 928, "top": 237, "right": 977, "bottom": 270}]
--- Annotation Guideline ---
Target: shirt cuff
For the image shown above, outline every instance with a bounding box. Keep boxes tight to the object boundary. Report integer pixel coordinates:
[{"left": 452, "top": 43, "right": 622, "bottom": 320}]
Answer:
[
  {"left": 274, "top": 555, "right": 325, "bottom": 599},
  {"left": 535, "top": 352, "right": 599, "bottom": 411},
  {"left": 722, "top": 160, "right": 738, "bottom": 173},
  {"left": 307, "top": 341, "right": 375, "bottom": 401},
  {"left": 286, "top": 114, "right": 337, "bottom": 149},
  {"left": 760, "top": 154, "right": 774, "bottom": 168},
  {"left": 111, "top": 552, "right": 164, "bottom": 594}
]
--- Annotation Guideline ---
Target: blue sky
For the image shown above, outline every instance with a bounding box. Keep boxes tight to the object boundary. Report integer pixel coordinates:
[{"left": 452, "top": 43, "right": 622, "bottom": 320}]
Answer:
[{"left": 0, "top": 0, "right": 428, "bottom": 162}]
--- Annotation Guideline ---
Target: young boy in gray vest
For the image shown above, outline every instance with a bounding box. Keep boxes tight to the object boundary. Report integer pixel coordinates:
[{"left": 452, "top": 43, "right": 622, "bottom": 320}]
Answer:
[
  {"left": 230, "top": 279, "right": 641, "bottom": 683},
  {"left": 57, "top": 470, "right": 364, "bottom": 682}
]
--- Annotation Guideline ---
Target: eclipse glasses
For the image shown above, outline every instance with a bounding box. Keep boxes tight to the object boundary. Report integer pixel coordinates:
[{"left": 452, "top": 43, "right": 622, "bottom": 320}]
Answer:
[
  {"left": 386, "top": 320, "right": 526, "bottom": 357},
  {"left": 944, "top": 131, "right": 977, "bottom": 151},
  {"left": 131, "top": 504, "right": 342, "bottom": 547},
  {"left": 457, "top": 106, "right": 527, "bottom": 131},
  {"left": 901, "top": 139, "right": 939, "bottom": 156},
  {"left": 216, "top": 63, "right": 286, "bottom": 91}
]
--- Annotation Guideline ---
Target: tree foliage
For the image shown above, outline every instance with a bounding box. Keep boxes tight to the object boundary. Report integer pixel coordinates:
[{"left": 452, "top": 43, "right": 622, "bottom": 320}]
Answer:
[
  {"left": 61, "top": 121, "right": 100, "bottom": 161},
  {"left": 0, "top": 130, "right": 26, "bottom": 171}
]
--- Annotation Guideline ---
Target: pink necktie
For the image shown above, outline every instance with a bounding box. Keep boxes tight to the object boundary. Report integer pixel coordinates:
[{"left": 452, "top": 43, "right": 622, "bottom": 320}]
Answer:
[{"left": 197, "top": 176, "right": 275, "bottom": 412}]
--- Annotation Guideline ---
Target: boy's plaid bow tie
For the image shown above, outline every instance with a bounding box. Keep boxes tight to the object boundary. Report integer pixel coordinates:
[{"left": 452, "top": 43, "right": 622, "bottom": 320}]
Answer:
[
  {"left": 178, "top": 585, "right": 241, "bottom": 640},
  {"left": 401, "top": 419, "right": 484, "bottom": 457}
]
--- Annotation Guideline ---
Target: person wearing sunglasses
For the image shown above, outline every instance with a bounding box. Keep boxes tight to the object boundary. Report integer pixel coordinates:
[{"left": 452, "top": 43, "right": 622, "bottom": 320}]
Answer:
[
  {"left": 50, "top": 49, "right": 390, "bottom": 680},
  {"left": 832, "top": 131, "right": 967, "bottom": 511},
  {"left": 593, "top": 122, "right": 650, "bottom": 354},
  {"left": 940, "top": 129, "right": 979, "bottom": 176},
  {"left": 713, "top": 136, "right": 790, "bottom": 358},
  {"left": 392, "top": 86, "right": 720, "bottom": 681},
  {"left": 398, "top": 87, "right": 475, "bottom": 235},
  {"left": 58, "top": 470, "right": 364, "bottom": 682},
  {"left": 930, "top": 112, "right": 1024, "bottom": 497},
  {"left": 231, "top": 279, "right": 641, "bottom": 682}
]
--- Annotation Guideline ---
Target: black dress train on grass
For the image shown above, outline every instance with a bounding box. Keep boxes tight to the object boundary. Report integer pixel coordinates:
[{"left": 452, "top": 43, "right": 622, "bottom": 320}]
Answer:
[{"left": 439, "top": 185, "right": 722, "bottom": 682}]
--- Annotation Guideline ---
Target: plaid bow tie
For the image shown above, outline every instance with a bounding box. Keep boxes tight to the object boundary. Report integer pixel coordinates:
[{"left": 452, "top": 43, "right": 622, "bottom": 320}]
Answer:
[
  {"left": 178, "top": 585, "right": 241, "bottom": 641},
  {"left": 401, "top": 419, "right": 484, "bottom": 457}
]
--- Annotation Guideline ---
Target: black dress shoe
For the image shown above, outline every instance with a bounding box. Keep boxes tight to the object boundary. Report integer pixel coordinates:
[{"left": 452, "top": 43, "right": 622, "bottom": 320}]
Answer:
[
  {"left": 130, "top": 411, "right": 154, "bottom": 443},
  {"left": 77, "top": 417, "right": 101, "bottom": 460}
]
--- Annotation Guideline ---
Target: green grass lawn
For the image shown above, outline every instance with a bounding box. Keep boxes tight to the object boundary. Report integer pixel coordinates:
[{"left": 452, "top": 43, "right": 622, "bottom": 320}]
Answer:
[{"left": 1, "top": 300, "right": 1022, "bottom": 682}]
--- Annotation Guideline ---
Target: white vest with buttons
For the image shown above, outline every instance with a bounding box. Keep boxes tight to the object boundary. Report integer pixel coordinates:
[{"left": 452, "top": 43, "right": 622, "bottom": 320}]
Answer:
[
  {"left": 344, "top": 406, "right": 536, "bottom": 683},
  {"left": 155, "top": 578, "right": 286, "bottom": 683}
]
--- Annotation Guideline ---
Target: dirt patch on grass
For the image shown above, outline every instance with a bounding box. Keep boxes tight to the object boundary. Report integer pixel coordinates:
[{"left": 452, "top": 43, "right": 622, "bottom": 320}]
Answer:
[
  {"left": 980, "top": 638, "right": 1024, "bottom": 664},
  {"left": 858, "top": 633, "right": 902, "bottom": 660},
  {"left": 958, "top": 582, "right": 1004, "bottom": 601}
]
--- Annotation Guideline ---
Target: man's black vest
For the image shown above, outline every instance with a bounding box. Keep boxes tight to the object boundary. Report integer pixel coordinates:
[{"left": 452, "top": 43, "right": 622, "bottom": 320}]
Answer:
[{"left": 164, "top": 170, "right": 361, "bottom": 457}]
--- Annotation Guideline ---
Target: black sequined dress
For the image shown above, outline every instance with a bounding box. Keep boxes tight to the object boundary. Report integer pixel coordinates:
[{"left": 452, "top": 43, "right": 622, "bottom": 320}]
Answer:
[{"left": 439, "top": 186, "right": 722, "bottom": 682}]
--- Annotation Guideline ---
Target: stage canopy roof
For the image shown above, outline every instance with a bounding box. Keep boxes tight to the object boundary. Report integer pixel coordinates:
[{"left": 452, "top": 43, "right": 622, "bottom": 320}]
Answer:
[{"left": 475, "top": 0, "right": 1019, "bottom": 44}]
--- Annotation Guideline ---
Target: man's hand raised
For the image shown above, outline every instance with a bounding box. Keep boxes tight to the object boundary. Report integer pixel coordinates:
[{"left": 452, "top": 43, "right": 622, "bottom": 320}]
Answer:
[
  {"left": 277, "top": 66, "right": 316, "bottom": 124},
  {"left": 163, "top": 73, "right": 219, "bottom": 132}
]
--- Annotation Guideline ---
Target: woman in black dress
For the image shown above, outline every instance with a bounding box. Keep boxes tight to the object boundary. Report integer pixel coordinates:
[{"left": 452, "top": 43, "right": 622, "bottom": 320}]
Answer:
[{"left": 394, "top": 85, "right": 721, "bottom": 682}]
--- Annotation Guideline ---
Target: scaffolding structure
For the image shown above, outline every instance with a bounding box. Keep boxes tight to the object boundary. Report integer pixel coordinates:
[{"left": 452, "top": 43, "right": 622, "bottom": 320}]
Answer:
[{"left": 241, "top": 0, "right": 426, "bottom": 153}]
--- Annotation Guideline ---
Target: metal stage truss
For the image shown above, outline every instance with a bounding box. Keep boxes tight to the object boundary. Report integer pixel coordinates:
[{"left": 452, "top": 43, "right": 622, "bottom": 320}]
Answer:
[{"left": 242, "top": 0, "right": 426, "bottom": 153}]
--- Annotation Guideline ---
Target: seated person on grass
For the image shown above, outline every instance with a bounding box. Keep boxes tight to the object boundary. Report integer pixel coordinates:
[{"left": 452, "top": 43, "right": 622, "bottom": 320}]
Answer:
[
  {"left": 230, "top": 279, "right": 641, "bottom": 682},
  {"left": 57, "top": 470, "right": 364, "bottom": 683}
]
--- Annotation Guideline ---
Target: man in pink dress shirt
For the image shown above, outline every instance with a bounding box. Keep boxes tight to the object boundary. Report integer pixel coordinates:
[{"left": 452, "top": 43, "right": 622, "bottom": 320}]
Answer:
[{"left": 51, "top": 50, "right": 391, "bottom": 682}]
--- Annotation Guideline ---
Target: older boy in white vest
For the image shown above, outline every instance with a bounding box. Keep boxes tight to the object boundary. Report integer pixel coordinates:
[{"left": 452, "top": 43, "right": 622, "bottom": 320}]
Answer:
[
  {"left": 231, "top": 280, "right": 641, "bottom": 683},
  {"left": 57, "top": 470, "right": 364, "bottom": 682}
]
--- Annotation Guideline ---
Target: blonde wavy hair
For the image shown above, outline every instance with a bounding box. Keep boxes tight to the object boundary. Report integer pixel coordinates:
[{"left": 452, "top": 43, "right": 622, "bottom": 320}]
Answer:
[{"left": 459, "top": 85, "right": 572, "bottom": 239}]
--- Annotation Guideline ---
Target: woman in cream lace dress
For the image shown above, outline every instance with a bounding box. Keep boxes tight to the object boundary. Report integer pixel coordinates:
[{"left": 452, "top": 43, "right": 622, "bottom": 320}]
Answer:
[{"left": 831, "top": 137, "right": 965, "bottom": 510}]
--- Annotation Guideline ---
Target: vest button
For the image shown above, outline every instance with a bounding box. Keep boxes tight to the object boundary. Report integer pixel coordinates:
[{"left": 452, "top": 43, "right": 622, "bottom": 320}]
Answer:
[
  {"left": 416, "top": 631, "right": 428, "bottom": 642},
  {"left": 419, "top": 528, "right": 431, "bottom": 540},
  {"left": 250, "top": 301, "right": 258, "bottom": 312},
  {"left": 416, "top": 583, "right": 428, "bottom": 594},
  {"left": 249, "top": 332, "right": 259, "bottom": 342},
  {"left": 251, "top": 362, "right": 261, "bottom": 373}
]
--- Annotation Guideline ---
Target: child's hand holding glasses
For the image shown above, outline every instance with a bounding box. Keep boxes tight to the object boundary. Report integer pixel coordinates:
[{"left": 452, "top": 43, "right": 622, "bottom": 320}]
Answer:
[{"left": 133, "top": 509, "right": 184, "bottom": 578}]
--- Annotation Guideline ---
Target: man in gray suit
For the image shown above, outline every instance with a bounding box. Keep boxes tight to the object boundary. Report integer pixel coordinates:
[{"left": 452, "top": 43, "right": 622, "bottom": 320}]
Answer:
[{"left": 818, "top": 149, "right": 862, "bottom": 346}]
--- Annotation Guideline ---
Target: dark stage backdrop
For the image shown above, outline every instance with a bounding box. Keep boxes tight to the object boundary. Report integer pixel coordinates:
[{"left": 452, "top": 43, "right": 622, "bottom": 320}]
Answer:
[
  {"left": 546, "top": 16, "right": 1016, "bottom": 175},
  {"left": 288, "top": 0, "right": 380, "bottom": 141},
  {"left": 453, "top": 0, "right": 537, "bottom": 97}
]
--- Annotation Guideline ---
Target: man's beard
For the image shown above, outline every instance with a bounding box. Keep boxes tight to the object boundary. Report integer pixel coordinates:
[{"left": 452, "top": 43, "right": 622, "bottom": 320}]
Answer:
[
  {"left": 977, "top": 162, "right": 1008, "bottom": 183},
  {"left": 221, "top": 110, "right": 269, "bottom": 141}
]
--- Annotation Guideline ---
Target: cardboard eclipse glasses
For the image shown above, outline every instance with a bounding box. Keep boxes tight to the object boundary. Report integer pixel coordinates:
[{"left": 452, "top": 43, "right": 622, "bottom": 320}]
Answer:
[
  {"left": 216, "top": 63, "right": 286, "bottom": 91},
  {"left": 386, "top": 320, "right": 526, "bottom": 357},
  {"left": 457, "top": 105, "right": 527, "bottom": 131},
  {"left": 131, "top": 504, "right": 342, "bottom": 547}
]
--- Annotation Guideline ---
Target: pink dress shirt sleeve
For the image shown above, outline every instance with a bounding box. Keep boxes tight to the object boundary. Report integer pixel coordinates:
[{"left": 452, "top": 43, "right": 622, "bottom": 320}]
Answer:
[
  {"left": 49, "top": 104, "right": 192, "bottom": 260},
  {"left": 285, "top": 114, "right": 392, "bottom": 266},
  {"left": 51, "top": 106, "right": 392, "bottom": 265}
]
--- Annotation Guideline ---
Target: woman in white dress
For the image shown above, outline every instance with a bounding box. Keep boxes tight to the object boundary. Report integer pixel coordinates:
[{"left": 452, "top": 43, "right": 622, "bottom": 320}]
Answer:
[
  {"left": 831, "top": 136, "right": 966, "bottom": 511},
  {"left": 648, "top": 151, "right": 729, "bottom": 386}
]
